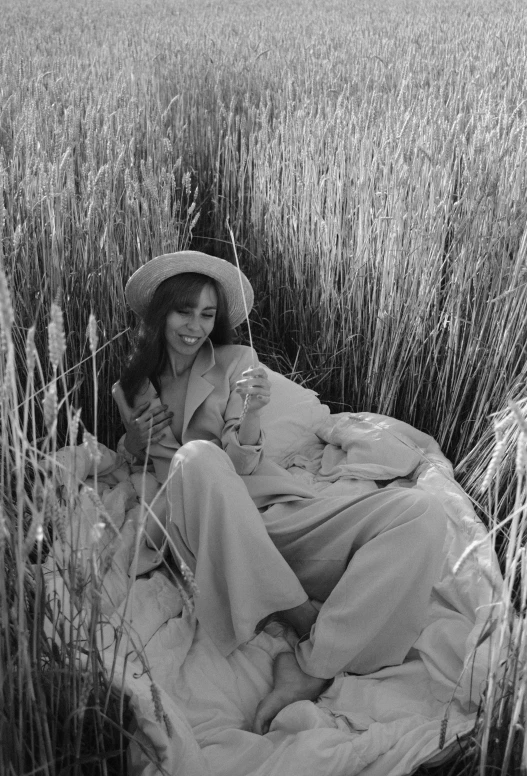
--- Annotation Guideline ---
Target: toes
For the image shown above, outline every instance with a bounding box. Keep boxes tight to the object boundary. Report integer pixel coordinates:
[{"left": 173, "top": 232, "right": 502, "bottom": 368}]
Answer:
[{"left": 252, "top": 700, "right": 273, "bottom": 735}]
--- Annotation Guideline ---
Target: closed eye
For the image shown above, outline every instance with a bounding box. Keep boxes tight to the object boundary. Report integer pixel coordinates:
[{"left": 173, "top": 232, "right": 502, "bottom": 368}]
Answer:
[{"left": 174, "top": 308, "right": 216, "bottom": 319}]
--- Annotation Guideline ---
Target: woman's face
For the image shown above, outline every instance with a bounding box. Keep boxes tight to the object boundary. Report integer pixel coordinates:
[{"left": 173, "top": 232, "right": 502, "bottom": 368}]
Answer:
[{"left": 164, "top": 283, "right": 218, "bottom": 359}]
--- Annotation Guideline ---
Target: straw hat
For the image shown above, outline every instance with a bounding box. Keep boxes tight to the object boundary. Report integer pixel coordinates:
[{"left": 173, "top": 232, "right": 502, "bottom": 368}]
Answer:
[{"left": 125, "top": 251, "right": 254, "bottom": 328}]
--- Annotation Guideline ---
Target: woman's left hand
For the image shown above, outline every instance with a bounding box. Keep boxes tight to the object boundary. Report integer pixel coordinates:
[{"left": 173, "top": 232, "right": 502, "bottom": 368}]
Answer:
[{"left": 235, "top": 367, "right": 271, "bottom": 413}]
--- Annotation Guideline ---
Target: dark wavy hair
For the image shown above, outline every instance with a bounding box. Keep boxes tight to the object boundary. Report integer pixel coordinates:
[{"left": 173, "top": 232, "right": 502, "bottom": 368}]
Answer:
[{"left": 120, "top": 273, "right": 233, "bottom": 406}]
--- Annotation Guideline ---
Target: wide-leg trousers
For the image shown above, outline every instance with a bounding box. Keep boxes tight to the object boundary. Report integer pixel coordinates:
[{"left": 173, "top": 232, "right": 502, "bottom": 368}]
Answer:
[{"left": 166, "top": 441, "right": 447, "bottom": 679}]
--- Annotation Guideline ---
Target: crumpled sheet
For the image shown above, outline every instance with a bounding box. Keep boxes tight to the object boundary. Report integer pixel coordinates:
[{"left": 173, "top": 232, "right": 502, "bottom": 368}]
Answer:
[{"left": 42, "top": 411, "right": 503, "bottom": 776}]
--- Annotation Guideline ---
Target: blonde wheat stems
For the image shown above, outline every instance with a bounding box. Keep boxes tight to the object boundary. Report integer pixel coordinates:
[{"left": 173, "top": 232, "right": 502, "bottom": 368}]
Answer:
[{"left": 1, "top": 0, "right": 527, "bottom": 772}]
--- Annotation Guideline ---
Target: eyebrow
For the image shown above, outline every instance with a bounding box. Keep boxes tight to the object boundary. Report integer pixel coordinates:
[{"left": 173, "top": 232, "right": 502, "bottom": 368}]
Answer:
[{"left": 179, "top": 304, "right": 217, "bottom": 311}]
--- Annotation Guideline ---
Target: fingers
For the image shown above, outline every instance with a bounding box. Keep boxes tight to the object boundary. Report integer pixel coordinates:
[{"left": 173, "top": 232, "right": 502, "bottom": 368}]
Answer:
[
  {"left": 235, "top": 386, "right": 270, "bottom": 404},
  {"left": 132, "top": 403, "right": 173, "bottom": 426},
  {"left": 236, "top": 368, "right": 271, "bottom": 401},
  {"left": 242, "top": 367, "right": 268, "bottom": 380},
  {"left": 149, "top": 426, "right": 170, "bottom": 443},
  {"left": 129, "top": 401, "right": 174, "bottom": 445},
  {"left": 236, "top": 385, "right": 269, "bottom": 396},
  {"left": 153, "top": 415, "right": 174, "bottom": 435},
  {"left": 148, "top": 405, "right": 173, "bottom": 427},
  {"left": 237, "top": 378, "right": 270, "bottom": 390},
  {"left": 130, "top": 401, "right": 150, "bottom": 421},
  {"left": 146, "top": 415, "right": 173, "bottom": 439}
]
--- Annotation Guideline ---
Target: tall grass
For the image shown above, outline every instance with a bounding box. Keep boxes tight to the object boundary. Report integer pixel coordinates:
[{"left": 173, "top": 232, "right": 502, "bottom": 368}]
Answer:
[
  {"left": 0, "top": 268, "right": 190, "bottom": 774},
  {"left": 1, "top": 0, "right": 527, "bottom": 771},
  {"left": 1, "top": 0, "right": 526, "bottom": 475},
  {"left": 476, "top": 400, "right": 527, "bottom": 775},
  {"left": 0, "top": 274, "right": 131, "bottom": 774},
  {"left": 418, "top": 402, "right": 527, "bottom": 776},
  {"left": 205, "top": 5, "right": 527, "bottom": 467}
]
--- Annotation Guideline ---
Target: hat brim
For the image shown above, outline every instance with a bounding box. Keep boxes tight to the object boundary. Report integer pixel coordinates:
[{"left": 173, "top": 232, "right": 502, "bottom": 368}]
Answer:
[{"left": 125, "top": 251, "right": 254, "bottom": 328}]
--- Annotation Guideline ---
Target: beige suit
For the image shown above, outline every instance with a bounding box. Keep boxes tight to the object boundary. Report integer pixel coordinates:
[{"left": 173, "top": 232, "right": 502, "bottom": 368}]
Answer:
[
  {"left": 114, "top": 341, "right": 447, "bottom": 679},
  {"left": 113, "top": 340, "right": 316, "bottom": 504}
]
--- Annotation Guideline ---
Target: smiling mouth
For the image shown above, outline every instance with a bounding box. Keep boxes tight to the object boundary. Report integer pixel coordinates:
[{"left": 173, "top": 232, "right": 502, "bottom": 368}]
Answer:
[{"left": 180, "top": 335, "right": 200, "bottom": 345}]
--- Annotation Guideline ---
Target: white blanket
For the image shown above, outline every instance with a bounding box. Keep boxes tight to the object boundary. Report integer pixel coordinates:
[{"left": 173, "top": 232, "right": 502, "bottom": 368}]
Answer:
[{"left": 43, "top": 370, "right": 502, "bottom": 776}]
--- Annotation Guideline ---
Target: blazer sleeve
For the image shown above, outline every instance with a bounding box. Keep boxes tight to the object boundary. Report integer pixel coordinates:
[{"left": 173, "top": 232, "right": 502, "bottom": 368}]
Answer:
[{"left": 221, "top": 347, "right": 265, "bottom": 475}]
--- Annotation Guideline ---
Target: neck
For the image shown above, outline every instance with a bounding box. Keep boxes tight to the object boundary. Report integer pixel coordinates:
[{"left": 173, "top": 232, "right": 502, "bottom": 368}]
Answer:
[{"left": 166, "top": 352, "right": 197, "bottom": 378}]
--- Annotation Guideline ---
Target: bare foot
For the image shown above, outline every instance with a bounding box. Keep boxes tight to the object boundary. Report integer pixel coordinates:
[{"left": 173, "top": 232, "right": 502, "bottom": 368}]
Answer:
[{"left": 252, "top": 651, "right": 331, "bottom": 735}]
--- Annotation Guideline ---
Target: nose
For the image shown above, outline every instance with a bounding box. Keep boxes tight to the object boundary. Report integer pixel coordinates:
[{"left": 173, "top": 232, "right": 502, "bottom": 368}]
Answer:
[{"left": 186, "top": 314, "right": 201, "bottom": 332}]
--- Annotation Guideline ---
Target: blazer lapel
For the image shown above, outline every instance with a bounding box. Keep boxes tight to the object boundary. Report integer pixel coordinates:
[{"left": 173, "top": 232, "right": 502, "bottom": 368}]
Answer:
[{"left": 182, "top": 340, "right": 215, "bottom": 436}]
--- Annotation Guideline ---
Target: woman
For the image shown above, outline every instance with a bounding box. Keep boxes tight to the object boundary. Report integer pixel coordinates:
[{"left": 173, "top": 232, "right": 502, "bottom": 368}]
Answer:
[{"left": 114, "top": 251, "right": 447, "bottom": 736}]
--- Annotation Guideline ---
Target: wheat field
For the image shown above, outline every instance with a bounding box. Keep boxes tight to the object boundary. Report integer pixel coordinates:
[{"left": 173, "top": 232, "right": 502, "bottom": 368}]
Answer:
[{"left": 1, "top": 0, "right": 527, "bottom": 772}]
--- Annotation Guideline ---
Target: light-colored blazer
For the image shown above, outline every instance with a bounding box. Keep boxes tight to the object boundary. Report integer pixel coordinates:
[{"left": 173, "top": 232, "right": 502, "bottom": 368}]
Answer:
[
  {"left": 113, "top": 340, "right": 264, "bottom": 480},
  {"left": 112, "top": 339, "right": 316, "bottom": 509}
]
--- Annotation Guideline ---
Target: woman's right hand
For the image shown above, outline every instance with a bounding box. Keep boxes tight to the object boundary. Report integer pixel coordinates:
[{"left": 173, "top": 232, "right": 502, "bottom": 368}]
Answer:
[{"left": 125, "top": 401, "right": 174, "bottom": 455}]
